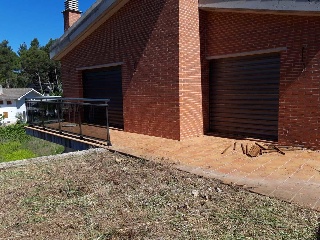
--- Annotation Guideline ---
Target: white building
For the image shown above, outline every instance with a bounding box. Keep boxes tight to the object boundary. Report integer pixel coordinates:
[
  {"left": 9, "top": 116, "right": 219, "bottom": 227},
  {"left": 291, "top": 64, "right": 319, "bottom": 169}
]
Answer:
[{"left": 0, "top": 86, "right": 43, "bottom": 124}]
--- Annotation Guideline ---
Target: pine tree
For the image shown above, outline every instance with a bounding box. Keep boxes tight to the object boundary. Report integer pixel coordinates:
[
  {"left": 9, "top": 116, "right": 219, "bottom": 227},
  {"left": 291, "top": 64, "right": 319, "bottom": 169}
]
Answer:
[{"left": 0, "top": 40, "right": 19, "bottom": 87}]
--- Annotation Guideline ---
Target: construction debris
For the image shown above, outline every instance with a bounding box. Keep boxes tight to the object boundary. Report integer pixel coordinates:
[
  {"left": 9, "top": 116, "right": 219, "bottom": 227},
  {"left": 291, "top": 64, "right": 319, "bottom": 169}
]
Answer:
[
  {"left": 247, "top": 145, "right": 261, "bottom": 157},
  {"left": 221, "top": 144, "right": 232, "bottom": 154},
  {"left": 241, "top": 144, "right": 246, "bottom": 154},
  {"left": 273, "top": 146, "right": 286, "bottom": 155},
  {"left": 255, "top": 142, "right": 267, "bottom": 150},
  {"left": 221, "top": 141, "right": 306, "bottom": 158}
]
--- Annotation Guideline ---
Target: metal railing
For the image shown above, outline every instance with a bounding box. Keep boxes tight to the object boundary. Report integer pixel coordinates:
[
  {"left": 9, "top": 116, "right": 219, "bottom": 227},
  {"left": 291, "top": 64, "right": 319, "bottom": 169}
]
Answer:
[{"left": 25, "top": 97, "right": 111, "bottom": 146}]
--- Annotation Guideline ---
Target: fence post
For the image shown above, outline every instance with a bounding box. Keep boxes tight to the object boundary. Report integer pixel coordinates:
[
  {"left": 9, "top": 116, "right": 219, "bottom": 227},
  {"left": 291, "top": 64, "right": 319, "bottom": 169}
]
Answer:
[
  {"left": 57, "top": 99, "right": 62, "bottom": 133},
  {"left": 25, "top": 99, "right": 30, "bottom": 124},
  {"left": 105, "top": 100, "right": 111, "bottom": 146},
  {"left": 78, "top": 103, "right": 83, "bottom": 139},
  {"left": 41, "top": 99, "right": 45, "bottom": 129}
]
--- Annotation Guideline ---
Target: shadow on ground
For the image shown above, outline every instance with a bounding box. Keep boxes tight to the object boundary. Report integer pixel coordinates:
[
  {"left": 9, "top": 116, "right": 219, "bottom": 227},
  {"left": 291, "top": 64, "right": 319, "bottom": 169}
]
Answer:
[{"left": 317, "top": 219, "right": 320, "bottom": 240}]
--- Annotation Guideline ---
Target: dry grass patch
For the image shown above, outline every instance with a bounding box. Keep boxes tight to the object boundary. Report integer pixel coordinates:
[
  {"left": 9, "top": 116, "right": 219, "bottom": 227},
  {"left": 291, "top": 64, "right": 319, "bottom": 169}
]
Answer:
[{"left": 0, "top": 149, "right": 319, "bottom": 239}]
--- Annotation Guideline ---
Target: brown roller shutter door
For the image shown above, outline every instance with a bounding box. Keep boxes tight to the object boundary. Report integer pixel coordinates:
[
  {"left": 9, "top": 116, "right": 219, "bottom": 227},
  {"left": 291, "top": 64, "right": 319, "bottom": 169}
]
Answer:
[
  {"left": 209, "top": 53, "right": 280, "bottom": 140},
  {"left": 83, "top": 66, "right": 123, "bottom": 128}
]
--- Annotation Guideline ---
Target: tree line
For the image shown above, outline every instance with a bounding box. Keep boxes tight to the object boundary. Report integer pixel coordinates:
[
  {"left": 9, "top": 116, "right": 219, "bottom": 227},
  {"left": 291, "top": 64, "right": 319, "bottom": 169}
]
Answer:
[{"left": 0, "top": 38, "right": 61, "bottom": 95}]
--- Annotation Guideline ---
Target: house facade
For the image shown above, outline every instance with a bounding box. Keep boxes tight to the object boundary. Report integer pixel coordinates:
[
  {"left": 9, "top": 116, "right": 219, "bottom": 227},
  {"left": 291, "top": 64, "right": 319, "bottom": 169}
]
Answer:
[
  {"left": 51, "top": 0, "right": 320, "bottom": 149},
  {"left": 0, "top": 87, "right": 43, "bottom": 124}
]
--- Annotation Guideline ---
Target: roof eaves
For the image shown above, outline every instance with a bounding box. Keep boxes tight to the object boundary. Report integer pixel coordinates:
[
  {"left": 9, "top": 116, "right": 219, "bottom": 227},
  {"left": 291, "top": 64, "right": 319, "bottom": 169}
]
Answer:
[
  {"left": 17, "top": 89, "right": 43, "bottom": 101},
  {"left": 50, "top": 0, "right": 129, "bottom": 60}
]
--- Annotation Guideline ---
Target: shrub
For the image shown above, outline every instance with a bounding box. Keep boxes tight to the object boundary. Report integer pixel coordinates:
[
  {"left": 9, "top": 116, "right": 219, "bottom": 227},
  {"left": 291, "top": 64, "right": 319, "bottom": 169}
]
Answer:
[
  {"left": 0, "top": 124, "right": 30, "bottom": 143},
  {"left": 15, "top": 113, "right": 26, "bottom": 124},
  {"left": 0, "top": 124, "right": 64, "bottom": 162}
]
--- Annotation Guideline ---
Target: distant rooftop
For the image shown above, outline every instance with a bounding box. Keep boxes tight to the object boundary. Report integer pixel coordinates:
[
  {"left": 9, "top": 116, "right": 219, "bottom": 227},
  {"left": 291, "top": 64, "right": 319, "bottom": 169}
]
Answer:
[{"left": 0, "top": 88, "right": 41, "bottom": 100}]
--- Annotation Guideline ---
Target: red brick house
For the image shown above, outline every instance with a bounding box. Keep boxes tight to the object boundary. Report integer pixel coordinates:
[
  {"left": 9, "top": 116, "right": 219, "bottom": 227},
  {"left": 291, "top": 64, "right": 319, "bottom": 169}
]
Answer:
[{"left": 51, "top": 0, "right": 320, "bottom": 149}]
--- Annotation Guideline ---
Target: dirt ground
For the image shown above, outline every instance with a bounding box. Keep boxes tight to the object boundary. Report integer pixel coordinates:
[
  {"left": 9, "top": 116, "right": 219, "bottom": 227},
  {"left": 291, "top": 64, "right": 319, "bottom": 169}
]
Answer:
[{"left": 0, "top": 149, "right": 318, "bottom": 239}]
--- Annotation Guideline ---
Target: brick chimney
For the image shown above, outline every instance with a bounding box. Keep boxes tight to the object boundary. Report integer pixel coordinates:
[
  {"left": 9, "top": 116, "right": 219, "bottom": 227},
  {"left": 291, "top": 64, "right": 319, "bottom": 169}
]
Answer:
[{"left": 63, "top": 0, "right": 82, "bottom": 31}]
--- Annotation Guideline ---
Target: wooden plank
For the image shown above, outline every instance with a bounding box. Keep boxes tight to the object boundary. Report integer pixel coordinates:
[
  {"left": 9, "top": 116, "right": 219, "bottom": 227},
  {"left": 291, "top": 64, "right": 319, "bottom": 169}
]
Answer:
[
  {"left": 241, "top": 144, "right": 246, "bottom": 154},
  {"left": 262, "top": 149, "right": 278, "bottom": 153},
  {"left": 255, "top": 142, "right": 267, "bottom": 150},
  {"left": 274, "top": 146, "right": 285, "bottom": 155},
  {"left": 221, "top": 145, "right": 232, "bottom": 154}
]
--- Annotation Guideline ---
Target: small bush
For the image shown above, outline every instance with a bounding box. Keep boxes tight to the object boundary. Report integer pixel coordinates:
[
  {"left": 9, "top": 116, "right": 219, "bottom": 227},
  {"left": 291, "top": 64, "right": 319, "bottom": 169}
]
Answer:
[{"left": 0, "top": 124, "right": 30, "bottom": 143}]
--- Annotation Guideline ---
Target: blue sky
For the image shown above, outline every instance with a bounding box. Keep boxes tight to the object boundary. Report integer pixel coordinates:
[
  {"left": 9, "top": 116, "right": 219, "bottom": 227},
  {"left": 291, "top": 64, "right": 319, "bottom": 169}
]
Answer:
[{"left": 0, "top": 0, "right": 95, "bottom": 53}]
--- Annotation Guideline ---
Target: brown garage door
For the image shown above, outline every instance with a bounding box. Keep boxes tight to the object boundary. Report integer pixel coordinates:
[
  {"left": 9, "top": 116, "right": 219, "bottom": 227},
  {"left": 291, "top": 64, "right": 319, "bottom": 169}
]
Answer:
[
  {"left": 209, "top": 53, "right": 280, "bottom": 140},
  {"left": 83, "top": 66, "right": 123, "bottom": 128}
]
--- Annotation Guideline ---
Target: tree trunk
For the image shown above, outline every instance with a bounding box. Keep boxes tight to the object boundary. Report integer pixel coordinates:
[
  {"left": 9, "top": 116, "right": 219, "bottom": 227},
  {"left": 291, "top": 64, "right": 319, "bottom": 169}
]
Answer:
[
  {"left": 36, "top": 72, "right": 43, "bottom": 93},
  {"left": 54, "top": 67, "right": 61, "bottom": 90},
  {"left": 5, "top": 78, "right": 9, "bottom": 88}
]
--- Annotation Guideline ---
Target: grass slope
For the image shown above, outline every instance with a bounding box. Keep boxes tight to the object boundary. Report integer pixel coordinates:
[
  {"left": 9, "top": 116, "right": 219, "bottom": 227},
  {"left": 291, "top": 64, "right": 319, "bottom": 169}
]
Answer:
[
  {"left": 0, "top": 124, "right": 64, "bottom": 162},
  {"left": 0, "top": 149, "right": 319, "bottom": 239}
]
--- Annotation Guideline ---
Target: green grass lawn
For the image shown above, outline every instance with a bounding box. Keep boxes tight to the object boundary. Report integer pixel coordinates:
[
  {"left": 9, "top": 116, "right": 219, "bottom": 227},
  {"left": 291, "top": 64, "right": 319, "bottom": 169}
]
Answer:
[{"left": 0, "top": 124, "right": 64, "bottom": 162}]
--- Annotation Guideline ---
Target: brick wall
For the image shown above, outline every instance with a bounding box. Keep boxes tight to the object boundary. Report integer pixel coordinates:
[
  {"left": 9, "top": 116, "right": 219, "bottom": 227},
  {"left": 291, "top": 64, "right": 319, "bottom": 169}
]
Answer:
[
  {"left": 179, "top": 0, "right": 203, "bottom": 139},
  {"left": 61, "top": 0, "right": 204, "bottom": 141},
  {"left": 199, "top": 11, "right": 209, "bottom": 134},
  {"left": 201, "top": 11, "right": 320, "bottom": 149},
  {"left": 61, "top": 0, "right": 182, "bottom": 140}
]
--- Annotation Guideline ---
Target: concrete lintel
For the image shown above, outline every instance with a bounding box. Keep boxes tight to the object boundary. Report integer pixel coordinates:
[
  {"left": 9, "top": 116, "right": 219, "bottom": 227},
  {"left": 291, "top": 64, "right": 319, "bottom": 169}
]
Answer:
[
  {"left": 76, "top": 62, "right": 124, "bottom": 71},
  {"left": 199, "top": 0, "right": 320, "bottom": 14},
  {"left": 206, "top": 47, "right": 287, "bottom": 60}
]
